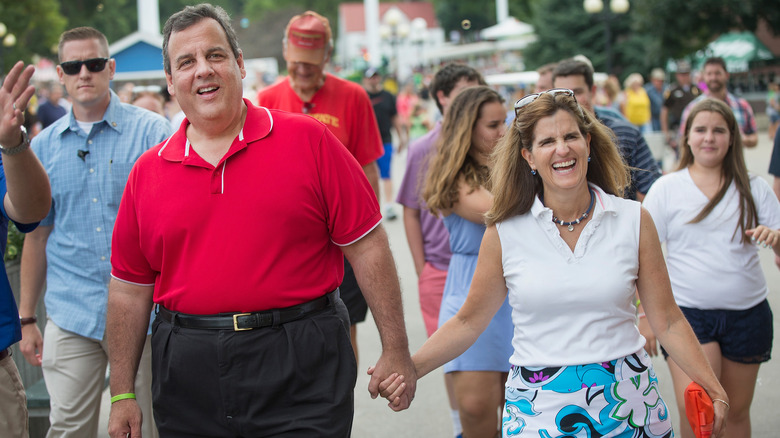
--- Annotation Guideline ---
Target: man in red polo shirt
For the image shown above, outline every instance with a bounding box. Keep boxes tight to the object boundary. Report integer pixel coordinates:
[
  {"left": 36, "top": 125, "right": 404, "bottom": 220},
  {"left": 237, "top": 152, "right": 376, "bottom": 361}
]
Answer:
[
  {"left": 106, "top": 5, "right": 415, "bottom": 437},
  {"left": 257, "top": 11, "right": 385, "bottom": 365}
]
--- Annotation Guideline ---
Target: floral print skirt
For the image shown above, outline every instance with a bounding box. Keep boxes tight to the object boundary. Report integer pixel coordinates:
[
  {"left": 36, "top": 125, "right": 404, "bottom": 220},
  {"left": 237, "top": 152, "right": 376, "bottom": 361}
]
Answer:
[{"left": 503, "top": 350, "right": 673, "bottom": 437}]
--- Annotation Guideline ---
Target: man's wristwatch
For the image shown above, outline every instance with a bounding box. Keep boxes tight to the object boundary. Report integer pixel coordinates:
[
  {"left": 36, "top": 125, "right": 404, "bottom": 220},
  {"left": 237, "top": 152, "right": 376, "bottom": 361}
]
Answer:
[{"left": 0, "top": 126, "right": 30, "bottom": 156}]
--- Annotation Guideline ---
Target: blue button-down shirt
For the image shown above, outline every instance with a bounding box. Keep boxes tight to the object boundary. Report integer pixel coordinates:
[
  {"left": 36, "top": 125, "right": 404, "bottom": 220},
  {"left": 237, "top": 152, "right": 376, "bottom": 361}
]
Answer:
[{"left": 31, "top": 91, "right": 171, "bottom": 340}]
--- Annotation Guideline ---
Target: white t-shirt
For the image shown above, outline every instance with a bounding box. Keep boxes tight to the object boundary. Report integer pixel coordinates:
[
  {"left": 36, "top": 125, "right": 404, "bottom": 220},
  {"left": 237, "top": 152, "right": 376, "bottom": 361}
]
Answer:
[
  {"left": 643, "top": 169, "right": 780, "bottom": 310},
  {"left": 497, "top": 184, "right": 646, "bottom": 367}
]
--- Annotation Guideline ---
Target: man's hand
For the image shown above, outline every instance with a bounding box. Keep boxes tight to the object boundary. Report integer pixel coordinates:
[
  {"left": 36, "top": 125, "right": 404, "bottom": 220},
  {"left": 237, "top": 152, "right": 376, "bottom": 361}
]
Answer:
[
  {"left": 367, "top": 348, "right": 417, "bottom": 411},
  {"left": 108, "top": 399, "right": 143, "bottom": 438},
  {"left": 0, "top": 61, "right": 35, "bottom": 147},
  {"left": 19, "top": 324, "right": 43, "bottom": 366}
]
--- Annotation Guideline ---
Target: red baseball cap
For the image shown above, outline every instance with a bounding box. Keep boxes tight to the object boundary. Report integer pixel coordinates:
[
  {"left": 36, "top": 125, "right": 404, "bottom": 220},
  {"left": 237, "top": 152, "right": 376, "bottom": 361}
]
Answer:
[{"left": 285, "top": 11, "right": 332, "bottom": 64}]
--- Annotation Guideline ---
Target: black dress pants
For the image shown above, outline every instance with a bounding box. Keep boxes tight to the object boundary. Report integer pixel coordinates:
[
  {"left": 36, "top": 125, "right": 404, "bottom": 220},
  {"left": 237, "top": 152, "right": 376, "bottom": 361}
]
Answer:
[{"left": 150, "top": 299, "right": 356, "bottom": 437}]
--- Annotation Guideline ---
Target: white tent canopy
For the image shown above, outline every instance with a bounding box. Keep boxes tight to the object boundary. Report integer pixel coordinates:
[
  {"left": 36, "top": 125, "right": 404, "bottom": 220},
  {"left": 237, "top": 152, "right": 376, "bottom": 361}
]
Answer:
[{"left": 480, "top": 17, "right": 534, "bottom": 40}]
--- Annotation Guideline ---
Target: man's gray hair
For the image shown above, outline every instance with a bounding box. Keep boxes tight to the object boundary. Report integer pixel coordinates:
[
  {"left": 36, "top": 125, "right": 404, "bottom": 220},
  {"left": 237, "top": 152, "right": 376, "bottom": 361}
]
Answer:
[{"left": 162, "top": 3, "right": 241, "bottom": 75}]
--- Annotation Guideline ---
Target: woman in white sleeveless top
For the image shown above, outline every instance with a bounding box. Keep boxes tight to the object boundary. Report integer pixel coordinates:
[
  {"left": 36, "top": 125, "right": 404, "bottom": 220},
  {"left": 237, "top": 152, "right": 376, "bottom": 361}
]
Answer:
[{"left": 377, "top": 90, "right": 729, "bottom": 437}]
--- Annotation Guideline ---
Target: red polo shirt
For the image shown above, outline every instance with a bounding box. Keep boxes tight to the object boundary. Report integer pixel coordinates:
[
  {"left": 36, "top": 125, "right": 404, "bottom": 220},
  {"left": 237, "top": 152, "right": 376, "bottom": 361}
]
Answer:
[{"left": 111, "top": 100, "right": 380, "bottom": 314}]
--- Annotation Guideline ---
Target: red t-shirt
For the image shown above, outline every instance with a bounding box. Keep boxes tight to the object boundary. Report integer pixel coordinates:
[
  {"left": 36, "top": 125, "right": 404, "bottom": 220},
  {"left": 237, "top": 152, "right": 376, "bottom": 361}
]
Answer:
[
  {"left": 111, "top": 101, "right": 380, "bottom": 314},
  {"left": 257, "top": 73, "right": 383, "bottom": 166}
]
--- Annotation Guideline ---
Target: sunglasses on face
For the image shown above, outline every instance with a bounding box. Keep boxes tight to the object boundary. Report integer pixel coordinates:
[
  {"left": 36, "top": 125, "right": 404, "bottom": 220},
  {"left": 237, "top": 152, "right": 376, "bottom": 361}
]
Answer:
[
  {"left": 60, "top": 58, "right": 109, "bottom": 76},
  {"left": 514, "top": 88, "right": 583, "bottom": 117}
]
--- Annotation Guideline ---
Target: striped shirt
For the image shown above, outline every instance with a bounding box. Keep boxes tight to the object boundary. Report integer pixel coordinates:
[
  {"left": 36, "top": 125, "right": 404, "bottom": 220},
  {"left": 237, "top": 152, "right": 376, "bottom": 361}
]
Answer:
[
  {"left": 595, "top": 109, "right": 662, "bottom": 200},
  {"left": 31, "top": 91, "right": 171, "bottom": 340}
]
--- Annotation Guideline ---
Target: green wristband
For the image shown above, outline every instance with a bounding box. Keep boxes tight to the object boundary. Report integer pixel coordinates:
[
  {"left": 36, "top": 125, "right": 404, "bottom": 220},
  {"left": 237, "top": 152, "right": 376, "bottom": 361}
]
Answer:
[{"left": 110, "top": 393, "right": 136, "bottom": 404}]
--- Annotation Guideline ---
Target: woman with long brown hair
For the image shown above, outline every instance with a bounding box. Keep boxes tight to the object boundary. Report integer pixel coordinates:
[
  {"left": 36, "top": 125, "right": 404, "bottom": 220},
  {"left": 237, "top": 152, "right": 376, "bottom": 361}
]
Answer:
[
  {"left": 379, "top": 90, "right": 729, "bottom": 437},
  {"left": 422, "top": 85, "right": 513, "bottom": 437},
  {"left": 643, "top": 98, "right": 780, "bottom": 438}
]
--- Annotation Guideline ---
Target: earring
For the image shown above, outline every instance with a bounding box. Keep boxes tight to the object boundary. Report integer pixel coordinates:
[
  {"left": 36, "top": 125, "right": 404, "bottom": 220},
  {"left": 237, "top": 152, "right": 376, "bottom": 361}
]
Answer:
[
  {"left": 587, "top": 156, "right": 591, "bottom": 162},
  {"left": 531, "top": 168, "right": 537, "bottom": 175}
]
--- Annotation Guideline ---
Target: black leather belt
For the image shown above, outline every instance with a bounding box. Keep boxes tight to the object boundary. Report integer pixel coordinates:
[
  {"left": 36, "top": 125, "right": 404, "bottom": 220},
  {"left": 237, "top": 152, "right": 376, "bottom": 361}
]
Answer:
[
  {"left": 0, "top": 348, "right": 10, "bottom": 360},
  {"left": 157, "top": 290, "right": 337, "bottom": 331}
]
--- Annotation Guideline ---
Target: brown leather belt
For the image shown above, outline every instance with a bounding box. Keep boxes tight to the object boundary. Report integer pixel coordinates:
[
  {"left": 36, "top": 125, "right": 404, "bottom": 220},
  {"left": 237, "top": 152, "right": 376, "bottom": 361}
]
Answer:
[
  {"left": 0, "top": 348, "right": 10, "bottom": 360},
  {"left": 156, "top": 289, "right": 338, "bottom": 331}
]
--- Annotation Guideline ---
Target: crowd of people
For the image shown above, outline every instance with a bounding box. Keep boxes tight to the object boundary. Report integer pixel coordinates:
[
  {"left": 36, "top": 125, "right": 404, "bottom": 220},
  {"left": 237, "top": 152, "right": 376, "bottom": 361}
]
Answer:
[{"left": 0, "top": 3, "right": 779, "bottom": 438}]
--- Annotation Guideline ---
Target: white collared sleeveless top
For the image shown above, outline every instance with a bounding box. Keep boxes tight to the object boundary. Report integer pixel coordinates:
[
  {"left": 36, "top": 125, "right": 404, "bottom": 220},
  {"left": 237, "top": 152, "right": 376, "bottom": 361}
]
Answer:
[{"left": 497, "top": 185, "right": 646, "bottom": 367}]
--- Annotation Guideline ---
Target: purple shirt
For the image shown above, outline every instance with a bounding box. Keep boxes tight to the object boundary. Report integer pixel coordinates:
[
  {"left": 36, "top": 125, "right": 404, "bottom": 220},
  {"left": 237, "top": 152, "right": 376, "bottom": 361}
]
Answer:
[{"left": 396, "top": 122, "right": 452, "bottom": 270}]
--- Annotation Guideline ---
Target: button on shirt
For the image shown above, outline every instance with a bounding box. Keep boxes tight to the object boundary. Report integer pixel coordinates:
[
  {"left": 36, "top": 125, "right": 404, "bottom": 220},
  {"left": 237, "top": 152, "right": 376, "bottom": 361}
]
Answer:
[{"left": 31, "top": 91, "right": 171, "bottom": 340}]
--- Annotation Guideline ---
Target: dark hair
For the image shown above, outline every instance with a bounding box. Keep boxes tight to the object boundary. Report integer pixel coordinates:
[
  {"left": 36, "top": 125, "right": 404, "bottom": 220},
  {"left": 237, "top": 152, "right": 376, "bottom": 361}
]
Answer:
[
  {"left": 428, "top": 63, "right": 486, "bottom": 114},
  {"left": 677, "top": 98, "right": 756, "bottom": 242},
  {"left": 162, "top": 3, "right": 241, "bottom": 75},
  {"left": 486, "top": 92, "right": 628, "bottom": 225},
  {"left": 703, "top": 57, "right": 728, "bottom": 73},
  {"left": 552, "top": 59, "right": 594, "bottom": 89},
  {"left": 58, "top": 27, "right": 109, "bottom": 62}
]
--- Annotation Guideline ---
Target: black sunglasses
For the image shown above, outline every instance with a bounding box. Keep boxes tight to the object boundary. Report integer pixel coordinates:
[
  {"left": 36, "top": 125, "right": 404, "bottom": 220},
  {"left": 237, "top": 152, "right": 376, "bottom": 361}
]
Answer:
[
  {"left": 60, "top": 58, "right": 109, "bottom": 76},
  {"left": 514, "top": 88, "right": 583, "bottom": 117}
]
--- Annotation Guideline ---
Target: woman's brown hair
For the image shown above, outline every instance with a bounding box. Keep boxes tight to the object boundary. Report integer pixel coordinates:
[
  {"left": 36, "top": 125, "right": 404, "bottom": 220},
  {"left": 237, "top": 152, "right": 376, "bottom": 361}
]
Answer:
[
  {"left": 677, "top": 98, "right": 757, "bottom": 242},
  {"left": 423, "top": 86, "right": 503, "bottom": 215},
  {"left": 486, "top": 92, "right": 629, "bottom": 226}
]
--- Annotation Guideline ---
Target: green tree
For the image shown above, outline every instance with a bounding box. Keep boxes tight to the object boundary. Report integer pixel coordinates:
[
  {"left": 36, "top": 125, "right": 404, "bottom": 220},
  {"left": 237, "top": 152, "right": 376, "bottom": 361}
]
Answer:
[
  {"left": 524, "top": 0, "right": 660, "bottom": 80},
  {"left": 0, "top": 0, "right": 66, "bottom": 69},
  {"left": 435, "top": 0, "right": 496, "bottom": 42},
  {"left": 633, "top": 0, "right": 780, "bottom": 61},
  {"left": 58, "top": 0, "right": 136, "bottom": 46}
]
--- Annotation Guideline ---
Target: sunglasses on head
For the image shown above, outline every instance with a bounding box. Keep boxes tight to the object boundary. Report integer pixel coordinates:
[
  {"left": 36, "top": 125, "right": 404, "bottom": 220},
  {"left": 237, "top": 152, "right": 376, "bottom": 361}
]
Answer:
[
  {"left": 514, "top": 88, "right": 582, "bottom": 117},
  {"left": 60, "top": 58, "right": 109, "bottom": 76}
]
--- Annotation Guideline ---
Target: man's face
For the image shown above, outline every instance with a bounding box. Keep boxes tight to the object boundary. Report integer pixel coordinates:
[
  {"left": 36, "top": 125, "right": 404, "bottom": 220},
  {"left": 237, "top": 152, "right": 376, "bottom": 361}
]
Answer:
[
  {"left": 285, "top": 49, "right": 327, "bottom": 94},
  {"left": 57, "top": 38, "right": 114, "bottom": 107},
  {"left": 364, "top": 74, "right": 382, "bottom": 92},
  {"left": 552, "top": 74, "right": 594, "bottom": 113},
  {"left": 50, "top": 86, "right": 64, "bottom": 103},
  {"left": 165, "top": 18, "right": 246, "bottom": 126},
  {"left": 438, "top": 77, "right": 480, "bottom": 116},
  {"left": 676, "top": 71, "right": 691, "bottom": 86},
  {"left": 703, "top": 64, "right": 728, "bottom": 94},
  {"left": 535, "top": 71, "right": 553, "bottom": 93}
]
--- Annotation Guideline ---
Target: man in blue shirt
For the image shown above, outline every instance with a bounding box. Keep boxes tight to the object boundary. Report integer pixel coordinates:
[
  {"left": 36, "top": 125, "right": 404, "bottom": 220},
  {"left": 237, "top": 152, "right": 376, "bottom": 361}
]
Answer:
[
  {"left": 16, "top": 27, "right": 170, "bottom": 437},
  {"left": 36, "top": 84, "right": 68, "bottom": 130},
  {"left": 0, "top": 61, "right": 52, "bottom": 438}
]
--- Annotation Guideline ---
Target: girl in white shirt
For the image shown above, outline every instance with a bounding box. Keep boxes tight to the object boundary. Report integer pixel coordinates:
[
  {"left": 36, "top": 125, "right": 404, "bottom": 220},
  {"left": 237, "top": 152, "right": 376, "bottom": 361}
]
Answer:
[{"left": 643, "top": 98, "right": 780, "bottom": 438}]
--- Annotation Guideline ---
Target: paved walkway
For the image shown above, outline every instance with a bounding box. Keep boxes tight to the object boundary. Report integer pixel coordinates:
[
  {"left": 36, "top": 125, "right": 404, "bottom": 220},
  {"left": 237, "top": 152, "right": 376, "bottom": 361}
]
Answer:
[{"left": 100, "top": 130, "right": 780, "bottom": 437}]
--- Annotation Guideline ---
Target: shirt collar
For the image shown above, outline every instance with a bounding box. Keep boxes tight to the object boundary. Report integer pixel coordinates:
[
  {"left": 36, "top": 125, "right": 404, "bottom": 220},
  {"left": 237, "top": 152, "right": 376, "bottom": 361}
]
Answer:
[
  {"left": 531, "top": 183, "right": 615, "bottom": 220},
  {"left": 158, "top": 98, "right": 273, "bottom": 163},
  {"left": 57, "top": 90, "right": 123, "bottom": 137}
]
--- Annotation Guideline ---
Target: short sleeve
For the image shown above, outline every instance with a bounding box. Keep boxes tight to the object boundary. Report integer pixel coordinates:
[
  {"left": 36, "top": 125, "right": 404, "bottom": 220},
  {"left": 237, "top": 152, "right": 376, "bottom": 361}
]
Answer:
[
  {"left": 110, "top": 165, "right": 155, "bottom": 285},
  {"left": 316, "top": 127, "right": 381, "bottom": 245},
  {"left": 642, "top": 180, "right": 668, "bottom": 243},
  {"left": 752, "top": 176, "right": 780, "bottom": 230}
]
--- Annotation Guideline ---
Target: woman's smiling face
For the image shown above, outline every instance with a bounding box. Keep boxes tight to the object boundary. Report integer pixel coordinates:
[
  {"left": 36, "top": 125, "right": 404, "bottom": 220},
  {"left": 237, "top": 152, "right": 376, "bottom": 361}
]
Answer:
[{"left": 522, "top": 109, "right": 590, "bottom": 194}]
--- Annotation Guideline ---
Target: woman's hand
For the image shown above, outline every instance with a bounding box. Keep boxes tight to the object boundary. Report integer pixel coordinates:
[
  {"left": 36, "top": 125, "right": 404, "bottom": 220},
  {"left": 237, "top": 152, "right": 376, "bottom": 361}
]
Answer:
[
  {"left": 745, "top": 225, "right": 779, "bottom": 251},
  {"left": 710, "top": 395, "right": 730, "bottom": 437},
  {"left": 367, "top": 366, "right": 409, "bottom": 410}
]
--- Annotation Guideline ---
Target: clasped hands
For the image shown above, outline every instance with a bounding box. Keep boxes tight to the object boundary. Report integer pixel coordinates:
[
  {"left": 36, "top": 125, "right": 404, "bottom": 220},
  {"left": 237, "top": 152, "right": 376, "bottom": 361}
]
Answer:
[{"left": 366, "top": 351, "right": 417, "bottom": 412}]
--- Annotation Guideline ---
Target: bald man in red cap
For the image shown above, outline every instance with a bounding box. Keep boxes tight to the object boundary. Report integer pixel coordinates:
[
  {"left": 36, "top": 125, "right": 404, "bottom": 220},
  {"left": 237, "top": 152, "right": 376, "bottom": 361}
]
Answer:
[{"left": 258, "top": 11, "right": 385, "bottom": 364}]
